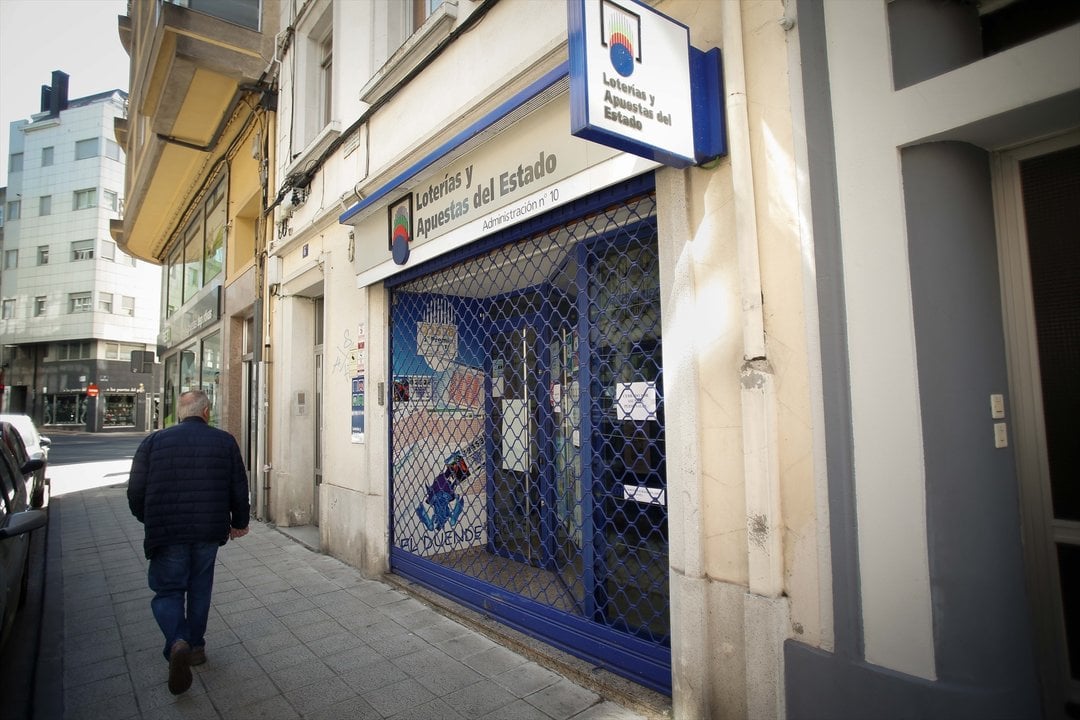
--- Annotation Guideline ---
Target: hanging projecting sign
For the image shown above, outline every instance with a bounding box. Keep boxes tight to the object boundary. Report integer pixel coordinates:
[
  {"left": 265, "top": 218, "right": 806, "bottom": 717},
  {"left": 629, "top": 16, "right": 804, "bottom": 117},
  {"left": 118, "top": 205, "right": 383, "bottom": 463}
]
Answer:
[{"left": 568, "top": 0, "right": 726, "bottom": 168}]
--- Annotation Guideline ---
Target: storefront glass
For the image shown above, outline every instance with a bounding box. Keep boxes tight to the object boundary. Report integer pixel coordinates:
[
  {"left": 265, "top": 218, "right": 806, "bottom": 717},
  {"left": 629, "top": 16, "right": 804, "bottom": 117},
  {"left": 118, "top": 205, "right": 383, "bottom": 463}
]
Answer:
[
  {"left": 201, "top": 332, "right": 222, "bottom": 426},
  {"left": 388, "top": 186, "right": 669, "bottom": 691},
  {"left": 42, "top": 393, "right": 87, "bottom": 426},
  {"left": 163, "top": 354, "right": 178, "bottom": 426},
  {"left": 102, "top": 394, "right": 136, "bottom": 427}
]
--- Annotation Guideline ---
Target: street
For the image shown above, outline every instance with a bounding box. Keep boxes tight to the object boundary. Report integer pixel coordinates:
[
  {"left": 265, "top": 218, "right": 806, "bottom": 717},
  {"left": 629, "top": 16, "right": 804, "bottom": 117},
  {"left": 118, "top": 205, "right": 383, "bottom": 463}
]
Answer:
[{"left": 0, "top": 431, "right": 148, "bottom": 720}]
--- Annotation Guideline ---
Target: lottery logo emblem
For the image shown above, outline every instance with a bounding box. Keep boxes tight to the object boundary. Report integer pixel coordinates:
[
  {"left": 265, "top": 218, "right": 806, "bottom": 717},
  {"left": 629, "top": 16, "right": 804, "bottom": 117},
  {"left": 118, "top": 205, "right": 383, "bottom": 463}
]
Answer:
[
  {"left": 388, "top": 195, "right": 413, "bottom": 265},
  {"left": 602, "top": 1, "right": 641, "bottom": 78}
]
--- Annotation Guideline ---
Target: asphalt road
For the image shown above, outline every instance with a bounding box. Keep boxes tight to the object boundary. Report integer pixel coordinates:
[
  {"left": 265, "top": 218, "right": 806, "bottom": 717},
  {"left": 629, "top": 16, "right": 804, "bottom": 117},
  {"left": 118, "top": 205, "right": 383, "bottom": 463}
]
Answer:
[{"left": 0, "top": 431, "right": 148, "bottom": 720}]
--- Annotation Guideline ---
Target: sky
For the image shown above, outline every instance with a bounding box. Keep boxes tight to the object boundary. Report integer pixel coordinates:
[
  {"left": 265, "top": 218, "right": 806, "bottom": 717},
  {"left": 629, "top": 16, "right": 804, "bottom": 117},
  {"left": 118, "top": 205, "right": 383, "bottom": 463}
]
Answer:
[{"left": 0, "top": 0, "right": 129, "bottom": 187}]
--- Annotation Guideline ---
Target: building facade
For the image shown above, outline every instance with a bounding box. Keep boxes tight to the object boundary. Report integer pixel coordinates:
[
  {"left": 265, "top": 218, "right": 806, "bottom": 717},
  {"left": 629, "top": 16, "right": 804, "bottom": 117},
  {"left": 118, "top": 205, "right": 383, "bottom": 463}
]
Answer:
[
  {"left": 113, "top": 0, "right": 279, "bottom": 492},
  {"left": 262, "top": 0, "right": 1079, "bottom": 717},
  {"left": 105, "top": 0, "right": 1078, "bottom": 716},
  {"left": 1, "top": 72, "right": 161, "bottom": 432}
]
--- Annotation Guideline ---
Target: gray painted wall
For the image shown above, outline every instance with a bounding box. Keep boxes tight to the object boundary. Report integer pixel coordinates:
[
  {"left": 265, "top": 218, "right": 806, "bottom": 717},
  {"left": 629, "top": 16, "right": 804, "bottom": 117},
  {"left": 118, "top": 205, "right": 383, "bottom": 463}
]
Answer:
[
  {"left": 904, "top": 141, "right": 1040, "bottom": 708},
  {"left": 785, "top": 1, "right": 1042, "bottom": 717}
]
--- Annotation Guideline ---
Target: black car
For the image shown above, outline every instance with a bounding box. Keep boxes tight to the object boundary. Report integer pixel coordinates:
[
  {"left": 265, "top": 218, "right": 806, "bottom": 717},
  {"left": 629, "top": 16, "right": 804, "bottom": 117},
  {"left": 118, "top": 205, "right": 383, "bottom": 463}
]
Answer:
[{"left": 0, "top": 421, "right": 46, "bottom": 651}]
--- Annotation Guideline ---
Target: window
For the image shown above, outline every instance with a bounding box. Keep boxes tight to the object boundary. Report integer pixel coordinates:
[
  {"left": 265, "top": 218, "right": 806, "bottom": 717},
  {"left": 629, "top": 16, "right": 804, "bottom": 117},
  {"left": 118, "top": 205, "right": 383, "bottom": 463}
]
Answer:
[
  {"left": 296, "top": 3, "right": 334, "bottom": 150},
  {"left": 75, "top": 138, "right": 99, "bottom": 160},
  {"left": 99, "top": 292, "right": 113, "bottom": 313},
  {"left": 204, "top": 184, "right": 225, "bottom": 283},
  {"left": 166, "top": 250, "right": 182, "bottom": 317},
  {"left": 8, "top": 153, "right": 22, "bottom": 173},
  {"left": 6, "top": 200, "right": 20, "bottom": 221},
  {"left": 105, "top": 342, "right": 118, "bottom": 359},
  {"left": 72, "top": 239, "right": 94, "bottom": 261},
  {"left": 34, "top": 297, "right": 46, "bottom": 316},
  {"left": 39, "top": 195, "right": 51, "bottom": 216},
  {"left": 104, "top": 190, "right": 119, "bottom": 212},
  {"left": 4, "top": 249, "right": 17, "bottom": 269},
  {"left": 42, "top": 146, "right": 53, "bottom": 166},
  {"left": 414, "top": 0, "right": 444, "bottom": 27},
  {"left": 320, "top": 33, "right": 333, "bottom": 131},
  {"left": 174, "top": 0, "right": 260, "bottom": 31},
  {"left": 1, "top": 299, "right": 14, "bottom": 319},
  {"left": 121, "top": 295, "right": 135, "bottom": 316},
  {"left": 37, "top": 246, "right": 49, "bottom": 265},
  {"left": 105, "top": 139, "right": 122, "bottom": 161},
  {"left": 183, "top": 220, "right": 203, "bottom": 302},
  {"left": 74, "top": 188, "right": 97, "bottom": 210},
  {"left": 0, "top": 207, "right": 4, "bottom": 226},
  {"left": 100, "top": 240, "right": 116, "bottom": 261},
  {"left": 68, "top": 292, "right": 92, "bottom": 313},
  {"left": 57, "top": 341, "right": 91, "bottom": 360}
]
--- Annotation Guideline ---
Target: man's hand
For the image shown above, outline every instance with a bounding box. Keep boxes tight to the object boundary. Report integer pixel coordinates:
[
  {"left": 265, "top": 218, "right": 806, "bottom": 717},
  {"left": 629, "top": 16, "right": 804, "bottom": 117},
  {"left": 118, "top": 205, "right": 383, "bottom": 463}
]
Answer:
[{"left": 229, "top": 527, "right": 249, "bottom": 540}]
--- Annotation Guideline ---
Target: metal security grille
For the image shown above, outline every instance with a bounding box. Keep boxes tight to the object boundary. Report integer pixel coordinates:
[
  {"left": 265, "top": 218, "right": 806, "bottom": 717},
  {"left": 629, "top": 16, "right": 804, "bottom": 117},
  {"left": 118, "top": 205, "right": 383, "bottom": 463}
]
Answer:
[{"left": 389, "top": 188, "right": 669, "bottom": 692}]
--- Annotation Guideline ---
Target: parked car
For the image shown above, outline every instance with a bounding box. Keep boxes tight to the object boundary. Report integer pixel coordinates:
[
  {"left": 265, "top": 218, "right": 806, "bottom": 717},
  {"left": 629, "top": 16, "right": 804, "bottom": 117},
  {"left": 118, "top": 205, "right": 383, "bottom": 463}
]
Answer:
[
  {"left": 0, "top": 421, "right": 47, "bottom": 652},
  {"left": 0, "top": 415, "right": 50, "bottom": 509}
]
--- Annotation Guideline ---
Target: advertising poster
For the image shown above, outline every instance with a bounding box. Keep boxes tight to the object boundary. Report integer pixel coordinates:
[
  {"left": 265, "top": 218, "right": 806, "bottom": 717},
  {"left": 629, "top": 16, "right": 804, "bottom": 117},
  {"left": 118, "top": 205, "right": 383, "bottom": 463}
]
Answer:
[
  {"left": 392, "top": 294, "right": 488, "bottom": 557},
  {"left": 351, "top": 375, "right": 365, "bottom": 444}
]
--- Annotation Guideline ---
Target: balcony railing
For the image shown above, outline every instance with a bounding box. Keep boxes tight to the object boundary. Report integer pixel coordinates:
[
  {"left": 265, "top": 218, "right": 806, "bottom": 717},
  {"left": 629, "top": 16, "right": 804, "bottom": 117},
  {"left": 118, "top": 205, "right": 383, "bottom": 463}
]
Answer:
[{"left": 163, "top": 0, "right": 260, "bottom": 31}]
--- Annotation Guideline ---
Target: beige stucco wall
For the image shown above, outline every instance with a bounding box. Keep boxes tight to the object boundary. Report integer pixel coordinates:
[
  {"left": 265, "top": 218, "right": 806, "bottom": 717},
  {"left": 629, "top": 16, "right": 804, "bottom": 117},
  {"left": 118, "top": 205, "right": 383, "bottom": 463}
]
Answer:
[{"left": 269, "top": 1, "right": 825, "bottom": 716}]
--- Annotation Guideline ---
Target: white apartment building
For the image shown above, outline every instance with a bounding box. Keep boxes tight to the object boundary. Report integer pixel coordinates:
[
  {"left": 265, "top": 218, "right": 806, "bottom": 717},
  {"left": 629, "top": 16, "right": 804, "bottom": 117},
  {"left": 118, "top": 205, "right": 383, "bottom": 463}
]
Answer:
[{"left": 1, "top": 72, "right": 162, "bottom": 431}]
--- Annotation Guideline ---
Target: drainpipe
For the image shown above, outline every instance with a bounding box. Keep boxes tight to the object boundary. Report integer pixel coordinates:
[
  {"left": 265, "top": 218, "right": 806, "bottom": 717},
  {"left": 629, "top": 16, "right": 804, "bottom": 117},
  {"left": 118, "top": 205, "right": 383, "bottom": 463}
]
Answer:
[{"left": 721, "top": 0, "right": 788, "bottom": 718}]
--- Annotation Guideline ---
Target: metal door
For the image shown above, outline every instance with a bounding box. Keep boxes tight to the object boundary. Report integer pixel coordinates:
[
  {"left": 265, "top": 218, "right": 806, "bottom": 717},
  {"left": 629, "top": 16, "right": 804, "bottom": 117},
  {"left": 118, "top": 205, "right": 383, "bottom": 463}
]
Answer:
[{"left": 388, "top": 182, "right": 670, "bottom": 692}]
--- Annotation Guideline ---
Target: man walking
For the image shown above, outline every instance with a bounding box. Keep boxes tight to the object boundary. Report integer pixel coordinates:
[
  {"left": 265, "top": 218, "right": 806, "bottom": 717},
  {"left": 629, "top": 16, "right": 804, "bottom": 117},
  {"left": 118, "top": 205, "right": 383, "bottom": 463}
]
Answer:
[{"left": 128, "top": 390, "right": 250, "bottom": 695}]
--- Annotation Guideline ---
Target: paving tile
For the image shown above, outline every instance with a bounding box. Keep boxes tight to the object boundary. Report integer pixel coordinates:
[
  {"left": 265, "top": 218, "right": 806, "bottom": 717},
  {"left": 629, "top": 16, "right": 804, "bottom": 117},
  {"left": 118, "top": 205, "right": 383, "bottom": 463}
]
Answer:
[
  {"left": 220, "top": 693, "right": 303, "bottom": 720},
  {"left": 523, "top": 678, "right": 601, "bottom": 720},
  {"left": 478, "top": 698, "right": 553, "bottom": 720},
  {"left": 460, "top": 644, "right": 530, "bottom": 677},
  {"left": 442, "top": 679, "right": 521, "bottom": 717},
  {"left": 301, "top": 694, "right": 383, "bottom": 720},
  {"left": 282, "top": 676, "right": 359, "bottom": 715},
  {"left": 360, "top": 677, "right": 436, "bottom": 717},
  {"left": 203, "top": 673, "right": 282, "bottom": 712},
  {"left": 571, "top": 700, "right": 652, "bottom": 719},
  {"left": 385, "top": 696, "right": 468, "bottom": 720},
  {"left": 255, "top": 643, "right": 318, "bottom": 674},
  {"left": 267, "top": 658, "right": 338, "bottom": 693},
  {"left": 491, "top": 662, "right": 563, "bottom": 698}
]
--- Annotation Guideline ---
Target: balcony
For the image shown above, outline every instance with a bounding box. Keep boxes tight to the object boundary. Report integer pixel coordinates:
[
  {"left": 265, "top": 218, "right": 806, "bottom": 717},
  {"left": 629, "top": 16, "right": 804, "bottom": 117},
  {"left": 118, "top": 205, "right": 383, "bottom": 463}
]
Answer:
[{"left": 112, "top": 0, "right": 277, "bottom": 262}]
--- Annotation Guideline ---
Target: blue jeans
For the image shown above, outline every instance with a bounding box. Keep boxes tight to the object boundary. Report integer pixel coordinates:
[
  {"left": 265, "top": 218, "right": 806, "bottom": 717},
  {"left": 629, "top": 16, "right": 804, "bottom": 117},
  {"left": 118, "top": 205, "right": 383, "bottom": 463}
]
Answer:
[{"left": 147, "top": 542, "right": 219, "bottom": 661}]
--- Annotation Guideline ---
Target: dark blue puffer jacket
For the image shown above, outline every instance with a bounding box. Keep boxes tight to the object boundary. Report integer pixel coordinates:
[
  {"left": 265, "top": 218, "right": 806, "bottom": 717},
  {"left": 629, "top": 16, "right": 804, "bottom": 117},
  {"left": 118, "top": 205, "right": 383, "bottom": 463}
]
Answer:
[{"left": 127, "top": 417, "right": 250, "bottom": 559}]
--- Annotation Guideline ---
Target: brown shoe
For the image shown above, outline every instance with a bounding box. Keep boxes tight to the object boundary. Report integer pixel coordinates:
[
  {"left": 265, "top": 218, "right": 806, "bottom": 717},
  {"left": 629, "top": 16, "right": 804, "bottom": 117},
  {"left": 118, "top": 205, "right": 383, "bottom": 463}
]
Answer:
[
  {"left": 167, "top": 640, "right": 192, "bottom": 695},
  {"left": 189, "top": 646, "right": 206, "bottom": 666}
]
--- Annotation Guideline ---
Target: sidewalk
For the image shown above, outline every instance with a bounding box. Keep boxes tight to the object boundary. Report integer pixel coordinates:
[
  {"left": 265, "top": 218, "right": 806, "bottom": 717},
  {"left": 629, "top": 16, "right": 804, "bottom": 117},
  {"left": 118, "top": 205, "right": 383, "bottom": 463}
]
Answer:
[{"left": 47, "top": 484, "right": 661, "bottom": 720}]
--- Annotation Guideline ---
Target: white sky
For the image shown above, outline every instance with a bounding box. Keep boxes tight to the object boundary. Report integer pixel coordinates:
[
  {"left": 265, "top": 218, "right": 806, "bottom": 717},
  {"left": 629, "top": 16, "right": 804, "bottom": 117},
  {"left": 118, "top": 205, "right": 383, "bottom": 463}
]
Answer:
[{"left": 0, "top": 0, "right": 129, "bottom": 187}]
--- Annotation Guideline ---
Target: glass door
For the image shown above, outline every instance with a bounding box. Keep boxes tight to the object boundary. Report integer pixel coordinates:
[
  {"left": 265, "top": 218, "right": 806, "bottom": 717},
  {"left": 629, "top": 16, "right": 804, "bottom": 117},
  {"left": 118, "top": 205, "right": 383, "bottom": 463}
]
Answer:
[
  {"left": 489, "top": 318, "right": 542, "bottom": 563},
  {"left": 996, "top": 136, "right": 1080, "bottom": 716}
]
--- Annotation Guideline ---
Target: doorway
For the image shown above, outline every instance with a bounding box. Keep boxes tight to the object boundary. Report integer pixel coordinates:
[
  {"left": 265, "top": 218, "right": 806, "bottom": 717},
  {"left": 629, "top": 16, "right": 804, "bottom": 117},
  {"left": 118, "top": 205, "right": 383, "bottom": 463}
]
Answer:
[
  {"left": 995, "top": 134, "right": 1080, "bottom": 717},
  {"left": 387, "top": 182, "right": 672, "bottom": 693}
]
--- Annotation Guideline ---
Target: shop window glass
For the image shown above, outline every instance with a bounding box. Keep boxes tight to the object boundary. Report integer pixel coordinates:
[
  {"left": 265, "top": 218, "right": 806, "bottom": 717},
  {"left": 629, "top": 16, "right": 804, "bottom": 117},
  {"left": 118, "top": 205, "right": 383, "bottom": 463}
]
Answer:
[
  {"left": 103, "top": 395, "right": 136, "bottom": 427},
  {"left": 163, "top": 354, "right": 179, "bottom": 426},
  {"left": 204, "top": 189, "right": 225, "bottom": 283},
  {"left": 201, "top": 333, "right": 222, "bottom": 426},
  {"left": 183, "top": 221, "right": 203, "bottom": 303},
  {"left": 43, "top": 394, "right": 87, "bottom": 425},
  {"left": 167, "top": 250, "right": 182, "bottom": 317}
]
